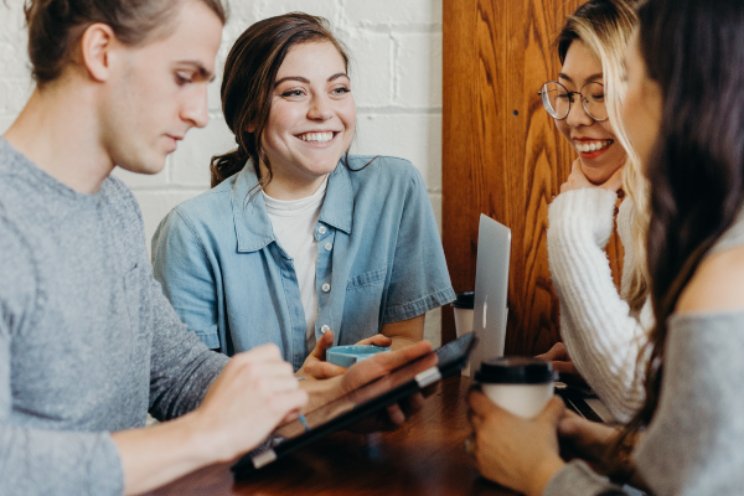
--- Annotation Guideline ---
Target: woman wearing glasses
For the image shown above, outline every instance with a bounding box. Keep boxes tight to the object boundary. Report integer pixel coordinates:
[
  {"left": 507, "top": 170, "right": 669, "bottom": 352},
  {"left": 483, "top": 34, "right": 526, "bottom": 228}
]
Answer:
[{"left": 537, "top": 0, "right": 650, "bottom": 422}]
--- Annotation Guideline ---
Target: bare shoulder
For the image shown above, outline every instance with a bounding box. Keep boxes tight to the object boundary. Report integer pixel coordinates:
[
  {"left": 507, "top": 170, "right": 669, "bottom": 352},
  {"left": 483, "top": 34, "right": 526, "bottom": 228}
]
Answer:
[{"left": 677, "top": 245, "right": 744, "bottom": 314}]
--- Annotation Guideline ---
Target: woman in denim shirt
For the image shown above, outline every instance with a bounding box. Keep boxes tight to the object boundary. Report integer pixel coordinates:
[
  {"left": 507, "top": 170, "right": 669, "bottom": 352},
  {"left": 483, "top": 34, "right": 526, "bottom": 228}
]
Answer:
[{"left": 152, "top": 13, "right": 455, "bottom": 377}]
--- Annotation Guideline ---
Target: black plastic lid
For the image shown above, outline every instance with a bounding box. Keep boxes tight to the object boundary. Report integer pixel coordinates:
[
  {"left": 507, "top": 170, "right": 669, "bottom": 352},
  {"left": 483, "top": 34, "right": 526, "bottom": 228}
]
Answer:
[
  {"left": 474, "top": 357, "right": 555, "bottom": 384},
  {"left": 452, "top": 291, "right": 475, "bottom": 309}
]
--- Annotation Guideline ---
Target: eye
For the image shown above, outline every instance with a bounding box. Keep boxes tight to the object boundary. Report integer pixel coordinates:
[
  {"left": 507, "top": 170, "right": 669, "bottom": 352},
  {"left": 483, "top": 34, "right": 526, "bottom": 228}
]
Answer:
[
  {"left": 174, "top": 71, "right": 194, "bottom": 86},
  {"left": 280, "top": 88, "right": 307, "bottom": 98},
  {"left": 331, "top": 85, "right": 351, "bottom": 96}
]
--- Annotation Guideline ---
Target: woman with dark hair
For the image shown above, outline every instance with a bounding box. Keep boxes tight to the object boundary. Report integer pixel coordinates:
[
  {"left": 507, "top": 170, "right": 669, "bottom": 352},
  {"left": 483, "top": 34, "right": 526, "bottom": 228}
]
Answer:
[
  {"left": 152, "top": 13, "right": 454, "bottom": 377},
  {"left": 468, "top": 0, "right": 744, "bottom": 493}
]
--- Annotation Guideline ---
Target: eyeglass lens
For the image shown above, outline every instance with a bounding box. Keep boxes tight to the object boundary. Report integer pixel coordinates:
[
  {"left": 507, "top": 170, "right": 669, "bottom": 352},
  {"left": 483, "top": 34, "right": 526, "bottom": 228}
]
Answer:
[{"left": 541, "top": 81, "right": 607, "bottom": 121}]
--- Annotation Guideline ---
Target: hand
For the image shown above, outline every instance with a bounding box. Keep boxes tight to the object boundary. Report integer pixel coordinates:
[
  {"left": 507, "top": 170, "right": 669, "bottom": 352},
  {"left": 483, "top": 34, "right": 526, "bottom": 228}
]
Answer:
[
  {"left": 303, "top": 341, "right": 435, "bottom": 428},
  {"left": 558, "top": 410, "right": 620, "bottom": 471},
  {"left": 468, "top": 391, "right": 566, "bottom": 496},
  {"left": 298, "top": 331, "right": 393, "bottom": 380},
  {"left": 560, "top": 159, "right": 624, "bottom": 193},
  {"left": 193, "top": 344, "right": 308, "bottom": 462},
  {"left": 535, "top": 341, "right": 578, "bottom": 376}
]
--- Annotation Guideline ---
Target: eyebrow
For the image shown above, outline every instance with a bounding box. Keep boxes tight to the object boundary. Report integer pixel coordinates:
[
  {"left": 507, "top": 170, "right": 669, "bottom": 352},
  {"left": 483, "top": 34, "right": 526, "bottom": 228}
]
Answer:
[
  {"left": 558, "top": 72, "right": 603, "bottom": 85},
  {"left": 176, "top": 61, "right": 216, "bottom": 82},
  {"left": 274, "top": 72, "right": 350, "bottom": 86}
]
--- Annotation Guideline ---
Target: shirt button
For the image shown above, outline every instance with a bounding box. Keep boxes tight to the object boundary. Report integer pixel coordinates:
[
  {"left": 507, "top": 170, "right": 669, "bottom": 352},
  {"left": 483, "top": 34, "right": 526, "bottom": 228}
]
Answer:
[
  {"left": 321, "top": 282, "right": 331, "bottom": 293},
  {"left": 318, "top": 226, "right": 327, "bottom": 235},
  {"left": 320, "top": 324, "right": 331, "bottom": 334},
  {"left": 324, "top": 242, "right": 333, "bottom": 251}
]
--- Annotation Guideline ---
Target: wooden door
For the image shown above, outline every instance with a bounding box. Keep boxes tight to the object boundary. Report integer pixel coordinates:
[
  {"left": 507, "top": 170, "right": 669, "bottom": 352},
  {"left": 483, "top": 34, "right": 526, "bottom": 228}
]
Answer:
[{"left": 441, "top": 0, "right": 623, "bottom": 354}]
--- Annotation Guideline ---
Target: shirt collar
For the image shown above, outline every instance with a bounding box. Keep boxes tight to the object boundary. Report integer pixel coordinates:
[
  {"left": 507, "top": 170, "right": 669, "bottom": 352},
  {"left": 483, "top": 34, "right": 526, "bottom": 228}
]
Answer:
[{"left": 231, "top": 161, "right": 353, "bottom": 253}]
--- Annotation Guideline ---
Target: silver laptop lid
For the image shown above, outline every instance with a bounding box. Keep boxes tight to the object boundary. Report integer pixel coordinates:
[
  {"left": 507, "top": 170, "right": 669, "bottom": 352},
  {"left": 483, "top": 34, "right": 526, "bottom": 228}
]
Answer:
[{"left": 471, "top": 214, "right": 511, "bottom": 371}]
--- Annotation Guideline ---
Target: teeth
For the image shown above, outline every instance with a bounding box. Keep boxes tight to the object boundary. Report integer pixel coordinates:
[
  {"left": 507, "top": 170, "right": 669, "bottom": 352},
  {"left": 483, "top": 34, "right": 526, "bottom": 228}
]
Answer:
[
  {"left": 575, "top": 140, "right": 613, "bottom": 153},
  {"left": 300, "top": 132, "right": 334, "bottom": 143}
]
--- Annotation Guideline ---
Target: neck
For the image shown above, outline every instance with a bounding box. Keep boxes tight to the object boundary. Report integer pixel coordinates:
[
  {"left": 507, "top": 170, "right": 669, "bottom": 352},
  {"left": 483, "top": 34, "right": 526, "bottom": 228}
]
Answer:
[
  {"left": 260, "top": 162, "right": 330, "bottom": 200},
  {"left": 4, "top": 80, "right": 113, "bottom": 194}
]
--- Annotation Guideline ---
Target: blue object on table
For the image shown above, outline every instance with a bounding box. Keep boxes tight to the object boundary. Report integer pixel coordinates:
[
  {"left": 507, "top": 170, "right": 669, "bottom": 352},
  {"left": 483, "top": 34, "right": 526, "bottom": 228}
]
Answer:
[{"left": 326, "top": 345, "right": 390, "bottom": 367}]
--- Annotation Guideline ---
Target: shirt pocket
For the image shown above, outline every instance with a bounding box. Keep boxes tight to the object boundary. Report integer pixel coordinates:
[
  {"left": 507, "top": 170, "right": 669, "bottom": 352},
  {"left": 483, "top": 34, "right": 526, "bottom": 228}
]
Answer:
[{"left": 341, "top": 266, "right": 387, "bottom": 342}]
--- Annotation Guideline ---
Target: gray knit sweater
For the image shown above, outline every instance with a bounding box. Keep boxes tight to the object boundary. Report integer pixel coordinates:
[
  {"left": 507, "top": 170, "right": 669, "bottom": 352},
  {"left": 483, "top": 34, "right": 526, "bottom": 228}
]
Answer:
[
  {"left": 546, "top": 213, "right": 744, "bottom": 495},
  {"left": 0, "top": 138, "right": 228, "bottom": 495}
]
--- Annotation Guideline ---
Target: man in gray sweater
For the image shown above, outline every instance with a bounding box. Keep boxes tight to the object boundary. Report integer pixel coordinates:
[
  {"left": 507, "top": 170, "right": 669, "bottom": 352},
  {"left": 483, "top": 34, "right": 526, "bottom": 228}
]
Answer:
[{"left": 0, "top": 1, "right": 431, "bottom": 494}]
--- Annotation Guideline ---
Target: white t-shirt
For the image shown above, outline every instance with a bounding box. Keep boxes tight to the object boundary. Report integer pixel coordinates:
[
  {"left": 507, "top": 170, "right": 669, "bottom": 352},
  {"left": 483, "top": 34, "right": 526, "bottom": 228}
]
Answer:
[{"left": 263, "top": 179, "right": 327, "bottom": 350}]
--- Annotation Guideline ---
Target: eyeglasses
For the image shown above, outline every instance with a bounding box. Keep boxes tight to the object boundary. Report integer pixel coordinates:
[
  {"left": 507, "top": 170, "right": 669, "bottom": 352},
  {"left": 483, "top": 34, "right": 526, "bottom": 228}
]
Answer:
[{"left": 539, "top": 80, "right": 608, "bottom": 122}]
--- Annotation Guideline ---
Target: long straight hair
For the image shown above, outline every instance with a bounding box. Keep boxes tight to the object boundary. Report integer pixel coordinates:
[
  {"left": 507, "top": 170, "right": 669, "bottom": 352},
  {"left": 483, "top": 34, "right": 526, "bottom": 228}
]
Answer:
[{"left": 617, "top": 0, "right": 744, "bottom": 469}]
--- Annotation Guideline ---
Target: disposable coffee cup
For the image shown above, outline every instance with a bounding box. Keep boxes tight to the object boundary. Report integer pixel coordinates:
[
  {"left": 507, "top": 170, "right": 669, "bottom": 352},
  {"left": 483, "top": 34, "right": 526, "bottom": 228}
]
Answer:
[
  {"left": 474, "top": 357, "right": 555, "bottom": 418},
  {"left": 453, "top": 291, "right": 475, "bottom": 375},
  {"left": 453, "top": 291, "right": 475, "bottom": 338}
]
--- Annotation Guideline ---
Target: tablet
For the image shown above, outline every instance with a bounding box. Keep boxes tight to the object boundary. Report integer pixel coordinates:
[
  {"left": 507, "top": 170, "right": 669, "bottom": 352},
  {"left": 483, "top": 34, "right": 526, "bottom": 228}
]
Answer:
[{"left": 232, "top": 332, "right": 477, "bottom": 474}]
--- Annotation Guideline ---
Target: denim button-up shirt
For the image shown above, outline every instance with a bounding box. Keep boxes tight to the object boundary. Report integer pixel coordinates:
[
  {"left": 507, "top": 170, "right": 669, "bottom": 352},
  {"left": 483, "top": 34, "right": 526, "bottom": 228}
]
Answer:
[{"left": 152, "top": 155, "right": 455, "bottom": 369}]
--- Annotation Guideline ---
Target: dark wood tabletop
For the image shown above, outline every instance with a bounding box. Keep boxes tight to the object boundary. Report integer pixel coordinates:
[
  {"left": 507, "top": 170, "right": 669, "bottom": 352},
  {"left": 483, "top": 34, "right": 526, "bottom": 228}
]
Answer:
[{"left": 147, "top": 375, "right": 517, "bottom": 495}]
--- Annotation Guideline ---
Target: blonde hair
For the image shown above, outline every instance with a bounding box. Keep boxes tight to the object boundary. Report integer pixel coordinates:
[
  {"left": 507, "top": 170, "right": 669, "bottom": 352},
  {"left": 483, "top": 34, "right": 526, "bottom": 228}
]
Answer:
[{"left": 558, "top": 0, "right": 649, "bottom": 313}]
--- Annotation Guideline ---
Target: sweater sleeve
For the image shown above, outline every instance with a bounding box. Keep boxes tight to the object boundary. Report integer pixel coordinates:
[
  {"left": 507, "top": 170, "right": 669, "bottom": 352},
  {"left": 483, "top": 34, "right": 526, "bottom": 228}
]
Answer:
[
  {"left": 633, "top": 312, "right": 744, "bottom": 495},
  {"left": 547, "top": 189, "right": 647, "bottom": 422},
  {"left": 145, "top": 265, "right": 228, "bottom": 421},
  {"left": 0, "top": 215, "right": 123, "bottom": 496}
]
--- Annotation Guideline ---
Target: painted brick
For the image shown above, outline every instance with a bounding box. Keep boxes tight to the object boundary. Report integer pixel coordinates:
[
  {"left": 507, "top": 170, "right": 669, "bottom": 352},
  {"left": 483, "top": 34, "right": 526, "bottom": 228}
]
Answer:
[
  {"left": 395, "top": 33, "right": 442, "bottom": 108},
  {"left": 341, "top": 0, "right": 442, "bottom": 26},
  {"left": 132, "top": 190, "right": 207, "bottom": 250},
  {"left": 352, "top": 113, "right": 442, "bottom": 192},
  {"left": 343, "top": 31, "right": 394, "bottom": 107},
  {"left": 253, "top": 0, "right": 340, "bottom": 23},
  {"left": 170, "top": 116, "right": 235, "bottom": 187}
]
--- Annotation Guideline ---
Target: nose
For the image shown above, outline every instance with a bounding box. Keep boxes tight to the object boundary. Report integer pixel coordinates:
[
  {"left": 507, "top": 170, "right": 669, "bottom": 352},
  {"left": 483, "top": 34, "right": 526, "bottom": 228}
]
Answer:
[
  {"left": 181, "top": 85, "right": 209, "bottom": 129},
  {"left": 565, "top": 96, "right": 593, "bottom": 128},
  {"left": 307, "top": 93, "right": 333, "bottom": 121}
]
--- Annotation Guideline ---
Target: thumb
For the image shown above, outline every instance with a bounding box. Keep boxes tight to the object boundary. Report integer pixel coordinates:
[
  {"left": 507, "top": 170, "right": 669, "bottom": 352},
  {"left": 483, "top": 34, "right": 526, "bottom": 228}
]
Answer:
[
  {"left": 602, "top": 165, "right": 625, "bottom": 191},
  {"left": 310, "top": 330, "right": 334, "bottom": 359},
  {"left": 538, "top": 396, "right": 565, "bottom": 425}
]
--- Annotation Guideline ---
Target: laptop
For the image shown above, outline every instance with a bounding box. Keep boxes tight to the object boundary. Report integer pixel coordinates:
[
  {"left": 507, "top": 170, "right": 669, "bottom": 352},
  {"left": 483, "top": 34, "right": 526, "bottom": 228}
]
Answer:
[{"left": 470, "top": 214, "right": 512, "bottom": 371}]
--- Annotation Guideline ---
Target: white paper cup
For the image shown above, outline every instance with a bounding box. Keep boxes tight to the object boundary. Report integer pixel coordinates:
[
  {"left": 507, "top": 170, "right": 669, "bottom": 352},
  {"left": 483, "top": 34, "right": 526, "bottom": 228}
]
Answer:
[{"left": 475, "top": 357, "right": 555, "bottom": 418}]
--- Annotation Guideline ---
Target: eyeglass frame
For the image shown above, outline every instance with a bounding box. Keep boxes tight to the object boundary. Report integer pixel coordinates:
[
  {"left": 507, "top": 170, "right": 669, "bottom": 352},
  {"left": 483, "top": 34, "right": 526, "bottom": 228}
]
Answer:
[{"left": 538, "top": 80, "right": 609, "bottom": 122}]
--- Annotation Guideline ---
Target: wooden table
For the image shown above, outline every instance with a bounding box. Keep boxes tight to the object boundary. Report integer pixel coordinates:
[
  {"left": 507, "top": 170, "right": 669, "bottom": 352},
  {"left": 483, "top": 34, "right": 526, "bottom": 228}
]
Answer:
[{"left": 147, "top": 376, "right": 517, "bottom": 495}]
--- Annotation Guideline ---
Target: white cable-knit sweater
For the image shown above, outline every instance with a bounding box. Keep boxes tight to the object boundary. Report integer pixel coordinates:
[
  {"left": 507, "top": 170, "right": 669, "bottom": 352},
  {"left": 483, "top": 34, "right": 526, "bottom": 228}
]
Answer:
[{"left": 547, "top": 188, "right": 653, "bottom": 422}]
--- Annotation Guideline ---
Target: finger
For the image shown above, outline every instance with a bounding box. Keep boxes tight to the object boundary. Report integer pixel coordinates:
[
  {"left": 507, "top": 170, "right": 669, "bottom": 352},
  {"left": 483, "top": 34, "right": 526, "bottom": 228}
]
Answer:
[
  {"left": 304, "top": 360, "right": 347, "bottom": 379},
  {"left": 309, "top": 330, "right": 335, "bottom": 359},
  {"left": 551, "top": 361, "right": 576, "bottom": 375},
  {"left": 537, "top": 396, "right": 565, "bottom": 424},
  {"left": 371, "top": 340, "right": 433, "bottom": 369},
  {"left": 357, "top": 334, "right": 393, "bottom": 347},
  {"left": 467, "top": 390, "right": 498, "bottom": 416},
  {"left": 385, "top": 404, "right": 406, "bottom": 426}
]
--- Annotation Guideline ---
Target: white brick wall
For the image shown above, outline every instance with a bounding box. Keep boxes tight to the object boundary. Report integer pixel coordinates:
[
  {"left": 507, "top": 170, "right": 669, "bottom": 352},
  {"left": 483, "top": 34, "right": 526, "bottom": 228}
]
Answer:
[{"left": 0, "top": 1, "right": 444, "bottom": 345}]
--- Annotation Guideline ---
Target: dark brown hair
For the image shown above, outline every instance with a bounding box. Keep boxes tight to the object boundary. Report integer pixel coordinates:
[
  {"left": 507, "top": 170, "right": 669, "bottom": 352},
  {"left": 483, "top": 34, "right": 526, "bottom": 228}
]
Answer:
[
  {"left": 210, "top": 12, "right": 350, "bottom": 187},
  {"left": 23, "top": 0, "right": 226, "bottom": 85},
  {"left": 615, "top": 0, "right": 744, "bottom": 479}
]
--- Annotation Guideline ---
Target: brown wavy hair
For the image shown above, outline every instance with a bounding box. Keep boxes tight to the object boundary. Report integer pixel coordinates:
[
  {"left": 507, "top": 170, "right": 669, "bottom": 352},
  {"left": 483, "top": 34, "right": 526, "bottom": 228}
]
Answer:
[
  {"left": 614, "top": 0, "right": 744, "bottom": 480},
  {"left": 23, "top": 0, "right": 226, "bottom": 86},
  {"left": 210, "top": 12, "right": 350, "bottom": 187}
]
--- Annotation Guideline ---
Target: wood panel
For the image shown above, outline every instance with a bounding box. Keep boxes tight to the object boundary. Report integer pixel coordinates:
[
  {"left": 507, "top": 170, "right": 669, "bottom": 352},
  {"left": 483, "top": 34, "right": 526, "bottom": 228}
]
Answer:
[{"left": 442, "top": 0, "right": 623, "bottom": 355}]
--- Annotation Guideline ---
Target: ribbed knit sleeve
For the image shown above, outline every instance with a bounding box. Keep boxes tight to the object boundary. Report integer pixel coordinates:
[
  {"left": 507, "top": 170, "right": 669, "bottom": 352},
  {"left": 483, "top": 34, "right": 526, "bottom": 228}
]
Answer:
[{"left": 547, "top": 189, "right": 649, "bottom": 422}]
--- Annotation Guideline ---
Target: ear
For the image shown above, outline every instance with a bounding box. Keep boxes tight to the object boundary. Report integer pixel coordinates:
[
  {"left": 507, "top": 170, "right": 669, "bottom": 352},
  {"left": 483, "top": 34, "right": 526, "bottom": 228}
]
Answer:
[{"left": 79, "top": 23, "right": 117, "bottom": 82}]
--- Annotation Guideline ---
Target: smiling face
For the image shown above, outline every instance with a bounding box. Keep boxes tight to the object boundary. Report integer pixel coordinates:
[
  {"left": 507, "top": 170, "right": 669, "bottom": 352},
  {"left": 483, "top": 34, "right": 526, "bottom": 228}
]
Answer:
[
  {"left": 554, "top": 40, "right": 627, "bottom": 184},
  {"left": 101, "top": 0, "right": 223, "bottom": 175},
  {"left": 260, "top": 40, "right": 356, "bottom": 199}
]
